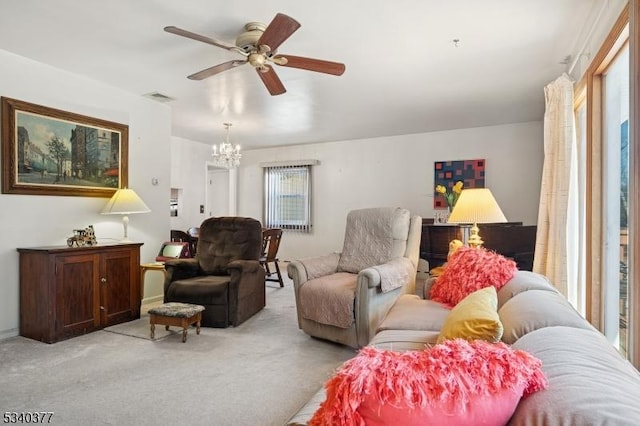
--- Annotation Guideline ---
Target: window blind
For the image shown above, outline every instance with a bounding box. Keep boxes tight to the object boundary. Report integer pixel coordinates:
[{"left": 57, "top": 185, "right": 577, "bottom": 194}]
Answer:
[{"left": 263, "top": 163, "right": 314, "bottom": 233}]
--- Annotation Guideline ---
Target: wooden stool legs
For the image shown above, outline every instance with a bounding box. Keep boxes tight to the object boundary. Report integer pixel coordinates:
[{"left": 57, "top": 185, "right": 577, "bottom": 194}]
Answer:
[{"left": 149, "top": 311, "right": 203, "bottom": 343}]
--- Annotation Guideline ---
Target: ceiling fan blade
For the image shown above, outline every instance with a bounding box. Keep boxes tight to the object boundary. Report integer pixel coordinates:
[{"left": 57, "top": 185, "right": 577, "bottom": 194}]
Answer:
[
  {"left": 256, "top": 67, "right": 286, "bottom": 96},
  {"left": 188, "top": 60, "right": 247, "bottom": 80},
  {"left": 257, "top": 13, "right": 301, "bottom": 52},
  {"left": 274, "top": 54, "right": 345, "bottom": 76},
  {"left": 164, "top": 26, "right": 238, "bottom": 52}
]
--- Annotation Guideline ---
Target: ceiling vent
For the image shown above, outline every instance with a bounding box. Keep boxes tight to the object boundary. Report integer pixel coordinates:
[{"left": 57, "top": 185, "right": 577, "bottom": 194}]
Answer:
[{"left": 143, "top": 92, "right": 175, "bottom": 102}]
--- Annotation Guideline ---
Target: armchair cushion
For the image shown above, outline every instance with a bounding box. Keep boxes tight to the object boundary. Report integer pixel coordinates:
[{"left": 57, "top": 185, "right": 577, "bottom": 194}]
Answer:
[
  {"left": 166, "top": 275, "right": 230, "bottom": 305},
  {"left": 377, "top": 295, "right": 450, "bottom": 332},
  {"left": 337, "top": 207, "right": 410, "bottom": 273},
  {"left": 299, "top": 272, "right": 358, "bottom": 329}
]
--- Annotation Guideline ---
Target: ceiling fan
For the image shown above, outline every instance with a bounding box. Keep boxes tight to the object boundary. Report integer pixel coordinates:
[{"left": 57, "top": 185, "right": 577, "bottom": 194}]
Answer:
[{"left": 164, "top": 13, "right": 346, "bottom": 96}]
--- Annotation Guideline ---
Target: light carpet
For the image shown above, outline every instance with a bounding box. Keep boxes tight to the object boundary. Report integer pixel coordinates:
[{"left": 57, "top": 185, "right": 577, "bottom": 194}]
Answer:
[
  {"left": 103, "top": 317, "right": 178, "bottom": 341},
  {"left": 0, "top": 273, "right": 356, "bottom": 426}
]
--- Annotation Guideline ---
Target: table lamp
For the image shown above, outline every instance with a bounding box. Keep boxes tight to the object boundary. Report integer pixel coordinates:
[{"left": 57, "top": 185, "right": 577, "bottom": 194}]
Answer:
[
  {"left": 101, "top": 188, "right": 151, "bottom": 242},
  {"left": 447, "top": 188, "right": 507, "bottom": 247}
]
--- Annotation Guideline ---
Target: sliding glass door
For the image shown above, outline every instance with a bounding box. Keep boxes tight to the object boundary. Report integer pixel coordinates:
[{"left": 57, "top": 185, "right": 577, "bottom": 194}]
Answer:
[
  {"left": 601, "top": 43, "right": 630, "bottom": 355},
  {"left": 575, "top": 4, "right": 637, "bottom": 364}
]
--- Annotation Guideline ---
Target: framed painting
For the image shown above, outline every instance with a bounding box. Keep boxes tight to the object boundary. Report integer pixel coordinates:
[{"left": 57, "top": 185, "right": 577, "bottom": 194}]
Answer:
[
  {"left": 1, "top": 97, "right": 128, "bottom": 197},
  {"left": 434, "top": 159, "right": 485, "bottom": 209}
]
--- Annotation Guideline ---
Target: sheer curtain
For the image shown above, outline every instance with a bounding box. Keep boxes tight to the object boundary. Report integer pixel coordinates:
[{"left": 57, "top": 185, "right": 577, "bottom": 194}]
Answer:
[{"left": 533, "top": 73, "right": 579, "bottom": 301}]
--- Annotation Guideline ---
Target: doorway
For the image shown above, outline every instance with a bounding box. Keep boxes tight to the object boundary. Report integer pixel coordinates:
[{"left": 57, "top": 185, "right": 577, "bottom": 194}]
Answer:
[{"left": 205, "top": 163, "right": 237, "bottom": 217}]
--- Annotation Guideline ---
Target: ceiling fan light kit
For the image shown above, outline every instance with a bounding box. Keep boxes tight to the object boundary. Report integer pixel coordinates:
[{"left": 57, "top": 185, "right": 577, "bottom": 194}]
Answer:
[{"left": 165, "top": 12, "right": 345, "bottom": 96}]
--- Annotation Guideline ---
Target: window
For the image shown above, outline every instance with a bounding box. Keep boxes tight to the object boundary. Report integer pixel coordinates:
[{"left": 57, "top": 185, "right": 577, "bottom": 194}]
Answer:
[
  {"left": 601, "top": 43, "right": 629, "bottom": 356},
  {"left": 263, "top": 163, "right": 314, "bottom": 232},
  {"left": 571, "top": 99, "right": 587, "bottom": 315},
  {"left": 575, "top": 3, "right": 637, "bottom": 365}
]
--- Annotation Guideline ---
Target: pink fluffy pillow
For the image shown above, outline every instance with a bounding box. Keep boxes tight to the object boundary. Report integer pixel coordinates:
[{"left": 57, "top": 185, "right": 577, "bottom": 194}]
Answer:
[
  {"left": 310, "top": 339, "right": 547, "bottom": 426},
  {"left": 429, "top": 246, "right": 517, "bottom": 306}
]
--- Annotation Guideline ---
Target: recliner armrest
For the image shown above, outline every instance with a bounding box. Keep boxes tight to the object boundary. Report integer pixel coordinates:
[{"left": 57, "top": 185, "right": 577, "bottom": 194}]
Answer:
[
  {"left": 163, "top": 258, "right": 200, "bottom": 294},
  {"left": 358, "top": 267, "right": 381, "bottom": 288},
  {"left": 164, "top": 258, "right": 200, "bottom": 279},
  {"left": 293, "top": 252, "right": 341, "bottom": 282},
  {"left": 227, "top": 259, "right": 261, "bottom": 274},
  {"left": 359, "top": 257, "right": 415, "bottom": 292}
]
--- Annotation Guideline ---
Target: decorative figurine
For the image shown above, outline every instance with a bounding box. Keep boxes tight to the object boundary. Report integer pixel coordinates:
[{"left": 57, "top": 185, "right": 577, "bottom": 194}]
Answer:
[
  {"left": 84, "top": 225, "right": 97, "bottom": 246},
  {"left": 66, "top": 225, "right": 97, "bottom": 247}
]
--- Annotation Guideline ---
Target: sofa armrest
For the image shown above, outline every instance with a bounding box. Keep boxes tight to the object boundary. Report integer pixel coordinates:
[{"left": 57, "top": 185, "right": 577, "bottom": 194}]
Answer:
[
  {"left": 419, "top": 277, "right": 438, "bottom": 299},
  {"left": 286, "top": 386, "right": 327, "bottom": 426}
]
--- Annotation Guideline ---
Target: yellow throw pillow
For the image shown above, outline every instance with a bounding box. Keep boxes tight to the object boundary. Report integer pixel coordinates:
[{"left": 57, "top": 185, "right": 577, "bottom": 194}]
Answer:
[{"left": 437, "top": 286, "right": 503, "bottom": 344}]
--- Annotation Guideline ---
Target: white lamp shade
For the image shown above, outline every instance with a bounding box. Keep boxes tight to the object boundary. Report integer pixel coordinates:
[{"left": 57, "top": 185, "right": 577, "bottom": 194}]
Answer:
[
  {"left": 448, "top": 188, "right": 507, "bottom": 224},
  {"left": 101, "top": 188, "right": 150, "bottom": 215}
]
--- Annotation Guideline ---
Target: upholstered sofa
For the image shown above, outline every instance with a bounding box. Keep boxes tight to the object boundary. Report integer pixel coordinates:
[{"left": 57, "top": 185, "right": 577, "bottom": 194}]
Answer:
[{"left": 287, "top": 269, "right": 640, "bottom": 424}]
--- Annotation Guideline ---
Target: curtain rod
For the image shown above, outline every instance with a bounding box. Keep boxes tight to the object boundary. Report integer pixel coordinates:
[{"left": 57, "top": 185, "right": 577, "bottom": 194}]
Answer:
[{"left": 568, "top": 0, "right": 609, "bottom": 75}]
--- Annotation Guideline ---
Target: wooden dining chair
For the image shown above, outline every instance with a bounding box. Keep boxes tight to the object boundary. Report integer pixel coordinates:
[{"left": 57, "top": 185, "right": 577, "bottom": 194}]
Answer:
[
  {"left": 187, "top": 227, "right": 200, "bottom": 255},
  {"left": 260, "top": 228, "right": 284, "bottom": 287}
]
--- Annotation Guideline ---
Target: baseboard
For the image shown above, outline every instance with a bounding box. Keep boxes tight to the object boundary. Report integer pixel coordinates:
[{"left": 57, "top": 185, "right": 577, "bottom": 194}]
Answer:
[
  {"left": 0, "top": 327, "right": 19, "bottom": 341},
  {"left": 142, "top": 295, "right": 163, "bottom": 305}
]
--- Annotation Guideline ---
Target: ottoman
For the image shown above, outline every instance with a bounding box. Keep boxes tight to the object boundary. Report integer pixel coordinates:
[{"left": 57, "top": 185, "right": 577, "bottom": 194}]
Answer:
[{"left": 148, "top": 302, "right": 205, "bottom": 342}]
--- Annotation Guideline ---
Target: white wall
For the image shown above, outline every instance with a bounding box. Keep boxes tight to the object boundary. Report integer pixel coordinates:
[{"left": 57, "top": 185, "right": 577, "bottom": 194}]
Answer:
[
  {"left": 569, "top": 0, "right": 628, "bottom": 82},
  {"left": 169, "top": 136, "right": 210, "bottom": 231},
  {"left": 0, "top": 50, "right": 172, "bottom": 338},
  {"left": 236, "top": 121, "right": 544, "bottom": 261}
]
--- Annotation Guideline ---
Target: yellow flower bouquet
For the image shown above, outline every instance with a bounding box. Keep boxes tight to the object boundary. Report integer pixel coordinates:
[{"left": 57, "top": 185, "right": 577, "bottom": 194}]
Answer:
[{"left": 435, "top": 181, "right": 463, "bottom": 209}]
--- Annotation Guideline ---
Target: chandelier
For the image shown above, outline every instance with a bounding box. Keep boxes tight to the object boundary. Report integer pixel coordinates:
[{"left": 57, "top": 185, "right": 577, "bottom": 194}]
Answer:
[{"left": 212, "top": 123, "right": 241, "bottom": 168}]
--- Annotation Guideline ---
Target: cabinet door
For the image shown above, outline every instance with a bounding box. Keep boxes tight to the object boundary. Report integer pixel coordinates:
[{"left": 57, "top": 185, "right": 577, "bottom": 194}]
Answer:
[
  {"left": 100, "top": 249, "right": 137, "bottom": 326},
  {"left": 55, "top": 254, "right": 101, "bottom": 338}
]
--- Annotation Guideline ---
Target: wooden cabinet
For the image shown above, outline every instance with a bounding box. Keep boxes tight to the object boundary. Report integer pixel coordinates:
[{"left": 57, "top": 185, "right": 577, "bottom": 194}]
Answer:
[
  {"left": 420, "top": 220, "right": 537, "bottom": 271},
  {"left": 17, "top": 243, "right": 142, "bottom": 343}
]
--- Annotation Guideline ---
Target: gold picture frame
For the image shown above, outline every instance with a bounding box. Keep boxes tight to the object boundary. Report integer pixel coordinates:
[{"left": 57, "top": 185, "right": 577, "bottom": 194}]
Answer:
[{"left": 1, "top": 97, "right": 128, "bottom": 197}]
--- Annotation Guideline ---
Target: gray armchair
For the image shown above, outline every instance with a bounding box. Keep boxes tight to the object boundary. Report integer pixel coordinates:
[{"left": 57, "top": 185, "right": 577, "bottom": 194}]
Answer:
[
  {"left": 163, "top": 216, "right": 265, "bottom": 328},
  {"left": 287, "top": 207, "right": 421, "bottom": 348}
]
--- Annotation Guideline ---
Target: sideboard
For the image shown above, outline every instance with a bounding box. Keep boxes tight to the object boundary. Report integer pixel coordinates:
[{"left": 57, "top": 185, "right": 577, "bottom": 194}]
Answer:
[
  {"left": 420, "top": 220, "right": 537, "bottom": 271},
  {"left": 17, "top": 242, "right": 143, "bottom": 343}
]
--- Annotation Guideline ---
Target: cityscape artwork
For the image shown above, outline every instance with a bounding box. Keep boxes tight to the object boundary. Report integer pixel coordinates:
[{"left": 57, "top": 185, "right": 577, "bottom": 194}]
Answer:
[{"left": 1, "top": 97, "right": 128, "bottom": 197}]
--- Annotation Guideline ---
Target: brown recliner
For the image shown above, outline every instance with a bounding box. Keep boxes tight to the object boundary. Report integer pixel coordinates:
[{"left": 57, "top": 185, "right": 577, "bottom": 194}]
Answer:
[{"left": 163, "top": 217, "right": 266, "bottom": 327}]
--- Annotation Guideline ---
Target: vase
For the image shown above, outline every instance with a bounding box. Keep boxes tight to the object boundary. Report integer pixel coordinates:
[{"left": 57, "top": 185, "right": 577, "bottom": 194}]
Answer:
[{"left": 435, "top": 209, "right": 451, "bottom": 225}]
